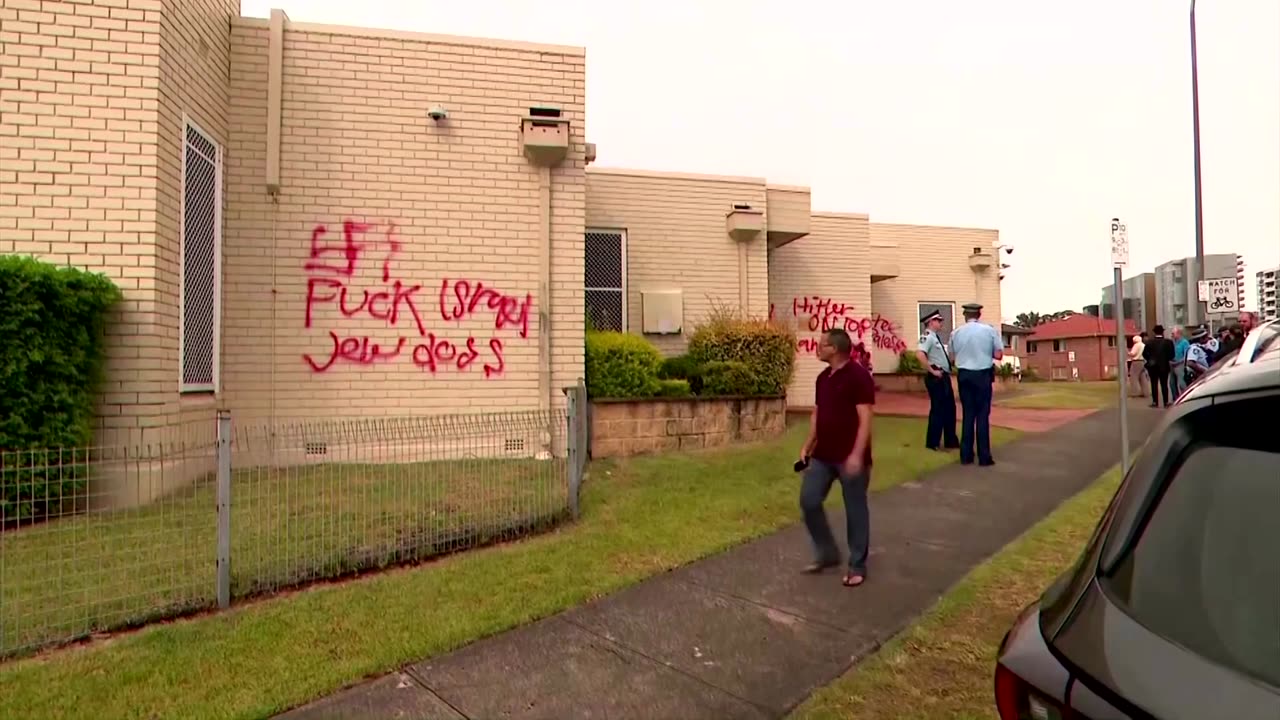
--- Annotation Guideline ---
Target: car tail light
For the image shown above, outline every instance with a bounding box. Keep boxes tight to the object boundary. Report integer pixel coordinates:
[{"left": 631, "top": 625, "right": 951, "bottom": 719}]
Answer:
[{"left": 995, "top": 663, "right": 1077, "bottom": 720}]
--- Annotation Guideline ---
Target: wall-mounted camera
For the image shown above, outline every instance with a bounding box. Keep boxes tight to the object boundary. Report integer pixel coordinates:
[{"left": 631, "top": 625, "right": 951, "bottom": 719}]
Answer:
[
  {"left": 428, "top": 106, "right": 448, "bottom": 122},
  {"left": 1004, "top": 245, "right": 1014, "bottom": 255}
]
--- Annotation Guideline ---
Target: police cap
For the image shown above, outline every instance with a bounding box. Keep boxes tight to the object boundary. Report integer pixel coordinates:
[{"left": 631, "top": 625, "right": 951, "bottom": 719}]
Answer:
[
  {"left": 962, "top": 302, "right": 984, "bottom": 313},
  {"left": 920, "top": 309, "right": 943, "bottom": 324}
]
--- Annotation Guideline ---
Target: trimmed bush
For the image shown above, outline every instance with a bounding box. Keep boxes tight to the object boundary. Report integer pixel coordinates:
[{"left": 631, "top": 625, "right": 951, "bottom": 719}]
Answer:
[
  {"left": 896, "top": 349, "right": 925, "bottom": 374},
  {"left": 656, "top": 379, "right": 692, "bottom": 397},
  {"left": 700, "top": 360, "right": 758, "bottom": 396},
  {"left": 584, "top": 331, "right": 662, "bottom": 399},
  {"left": 687, "top": 310, "right": 795, "bottom": 396},
  {"left": 658, "top": 354, "right": 704, "bottom": 394},
  {"left": 1, "top": 256, "right": 122, "bottom": 522}
]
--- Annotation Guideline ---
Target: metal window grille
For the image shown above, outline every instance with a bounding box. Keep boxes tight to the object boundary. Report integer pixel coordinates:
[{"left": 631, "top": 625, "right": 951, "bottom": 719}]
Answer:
[
  {"left": 584, "top": 229, "right": 625, "bottom": 332},
  {"left": 180, "top": 120, "right": 221, "bottom": 392}
]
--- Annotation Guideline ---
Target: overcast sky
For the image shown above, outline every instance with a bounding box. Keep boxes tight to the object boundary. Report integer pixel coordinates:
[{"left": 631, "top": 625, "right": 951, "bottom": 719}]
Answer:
[{"left": 241, "top": 0, "right": 1280, "bottom": 320}]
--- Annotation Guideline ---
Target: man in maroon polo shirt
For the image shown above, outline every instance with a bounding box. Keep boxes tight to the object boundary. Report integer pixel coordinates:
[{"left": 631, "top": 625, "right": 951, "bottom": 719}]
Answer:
[{"left": 798, "top": 328, "right": 875, "bottom": 587}]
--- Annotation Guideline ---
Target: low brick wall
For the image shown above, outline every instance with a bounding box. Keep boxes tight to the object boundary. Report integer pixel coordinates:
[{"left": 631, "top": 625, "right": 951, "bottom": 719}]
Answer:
[
  {"left": 874, "top": 373, "right": 1019, "bottom": 395},
  {"left": 590, "top": 396, "right": 787, "bottom": 459}
]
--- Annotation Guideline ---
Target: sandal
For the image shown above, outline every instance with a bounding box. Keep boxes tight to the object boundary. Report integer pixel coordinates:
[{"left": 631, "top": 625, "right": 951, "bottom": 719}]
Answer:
[{"left": 842, "top": 573, "right": 866, "bottom": 587}]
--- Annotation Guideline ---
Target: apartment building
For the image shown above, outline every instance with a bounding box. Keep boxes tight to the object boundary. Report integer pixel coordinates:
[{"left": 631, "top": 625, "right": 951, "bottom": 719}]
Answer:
[
  {"left": 1153, "top": 254, "right": 1245, "bottom": 328},
  {"left": 1099, "top": 272, "right": 1157, "bottom": 330},
  {"left": 3, "top": 2, "right": 1002, "bottom": 504},
  {"left": 1257, "top": 266, "right": 1278, "bottom": 321}
]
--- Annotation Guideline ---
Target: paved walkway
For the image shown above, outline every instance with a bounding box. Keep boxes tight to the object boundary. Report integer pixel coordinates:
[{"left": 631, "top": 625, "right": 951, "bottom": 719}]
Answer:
[
  {"left": 873, "top": 391, "right": 1096, "bottom": 433},
  {"left": 279, "top": 404, "right": 1163, "bottom": 720}
]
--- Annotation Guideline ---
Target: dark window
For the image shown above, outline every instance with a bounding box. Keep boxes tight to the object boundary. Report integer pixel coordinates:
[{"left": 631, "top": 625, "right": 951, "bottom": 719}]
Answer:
[
  {"left": 1105, "top": 427, "right": 1280, "bottom": 688},
  {"left": 584, "top": 230, "right": 625, "bottom": 331},
  {"left": 1053, "top": 339, "right": 1064, "bottom": 352},
  {"left": 1107, "top": 336, "right": 1116, "bottom": 347},
  {"left": 1027, "top": 341, "right": 1038, "bottom": 354}
]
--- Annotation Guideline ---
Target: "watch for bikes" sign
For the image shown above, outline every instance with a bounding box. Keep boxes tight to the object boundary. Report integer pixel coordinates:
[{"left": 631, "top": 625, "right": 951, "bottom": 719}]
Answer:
[{"left": 1197, "top": 277, "right": 1239, "bottom": 313}]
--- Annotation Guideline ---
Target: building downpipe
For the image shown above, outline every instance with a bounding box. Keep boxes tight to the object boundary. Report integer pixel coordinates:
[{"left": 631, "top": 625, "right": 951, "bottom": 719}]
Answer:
[{"left": 520, "top": 106, "right": 570, "bottom": 456}]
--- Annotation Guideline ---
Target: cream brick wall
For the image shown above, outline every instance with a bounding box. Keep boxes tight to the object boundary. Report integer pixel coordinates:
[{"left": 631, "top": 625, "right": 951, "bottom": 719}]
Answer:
[
  {"left": 221, "top": 19, "right": 586, "bottom": 426},
  {"left": 584, "top": 168, "right": 770, "bottom": 356},
  {"left": 156, "top": 0, "right": 238, "bottom": 429},
  {"left": 767, "top": 213, "right": 872, "bottom": 408},
  {"left": 0, "top": 0, "right": 170, "bottom": 432},
  {"left": 867, "top": 223, "right": 1002, "bottom": 372}
]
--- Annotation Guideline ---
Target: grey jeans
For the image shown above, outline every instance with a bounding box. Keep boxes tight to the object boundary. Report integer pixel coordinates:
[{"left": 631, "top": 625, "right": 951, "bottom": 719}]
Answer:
[{"left": 799, "top": 458, "right": 870, "bottom": 575}]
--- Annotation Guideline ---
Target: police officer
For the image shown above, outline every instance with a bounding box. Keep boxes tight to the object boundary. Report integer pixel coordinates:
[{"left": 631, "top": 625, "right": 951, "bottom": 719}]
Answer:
[
  {"left": 949, "top": 302, "right": 1004, "bottom": 467},
  {"left": 916, "top": 310, "right": 959, "bottom": 451}
]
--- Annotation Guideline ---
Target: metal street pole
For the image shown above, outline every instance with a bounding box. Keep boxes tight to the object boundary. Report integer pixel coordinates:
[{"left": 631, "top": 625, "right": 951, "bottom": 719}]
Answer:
[
  {"left": 1111, "top": 218, "right": 1130, "bottom": 473},
  {"left": 1190, "top": 0, "right": 1207, "bottom": 327}
]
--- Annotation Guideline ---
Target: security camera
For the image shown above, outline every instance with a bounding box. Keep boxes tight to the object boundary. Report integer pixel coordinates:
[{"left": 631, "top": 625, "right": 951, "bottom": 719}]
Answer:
[
  {"left": 428, "top": 106, "right": 448, "bottom": 122},
  {"left": 999, "top": 274, "right": 1006, "bottom": 281},
  {"left": 1004, "top": 246, "right": 1014, "bottom": 255},
  {"left": 1000, "top": 263, "right": 1011, "bottom": 269}
]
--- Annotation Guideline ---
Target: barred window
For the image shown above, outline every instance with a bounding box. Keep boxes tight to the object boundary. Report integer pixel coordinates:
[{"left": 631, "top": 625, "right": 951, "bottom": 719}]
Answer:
[
  {"left": 180, "top": 119, "right": 221, "bottom": 392},
  {"left": 585, "top": 229, "right": 626, "bottom": 332}
]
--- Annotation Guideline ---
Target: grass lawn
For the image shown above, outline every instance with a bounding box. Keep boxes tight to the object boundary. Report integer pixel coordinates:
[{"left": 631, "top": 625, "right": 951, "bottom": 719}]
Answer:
[
  {"left": 998, "top": 380, "right": 1120, "bottom": 410},
  {"left": 790, "top": 465, "right": 1121, "bottom": 720},
  {"left": 1, "top": 458, "right": 565, "bottom": 658},
  {"left": 0, "top": 417, "right": 1019, "bottom": 720}
]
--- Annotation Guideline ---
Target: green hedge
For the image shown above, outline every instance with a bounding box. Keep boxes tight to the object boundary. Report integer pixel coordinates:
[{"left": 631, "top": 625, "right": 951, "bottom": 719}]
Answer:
[
  {"left": 896, "top": 349, "right": 925, "bottom": 374},
  {"left": 584, "top": 331, "right": 662, "bottom": 399},
  {"left": 687, "top": 315, "right": 795, "bottom": 396},
  {"left": 700, "top": 360, "right": 758, "bottom": 396},
  {"left": 1, "top": 256, "right": 121, "bottom": 522},
  {"left": 658, "top": 354, "right": 704, "bottom": 394}
]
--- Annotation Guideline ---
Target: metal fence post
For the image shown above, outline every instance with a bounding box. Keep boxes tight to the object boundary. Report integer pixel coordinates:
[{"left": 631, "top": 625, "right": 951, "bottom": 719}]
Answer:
[
  {"left": 215, "top": 410, "right": 232, "bottom": 609},
  {"left": 566, "top": 382, "right": 582, "bottom": 519}
]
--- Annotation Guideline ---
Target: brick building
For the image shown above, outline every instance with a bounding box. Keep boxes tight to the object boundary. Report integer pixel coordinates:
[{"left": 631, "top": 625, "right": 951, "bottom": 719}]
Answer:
[
  {"left": 2, "top": 3, "right": 1003, "bottom": 503},
  {"left": 1024, "top": 316, "right": 1138, "bottom": 382}
]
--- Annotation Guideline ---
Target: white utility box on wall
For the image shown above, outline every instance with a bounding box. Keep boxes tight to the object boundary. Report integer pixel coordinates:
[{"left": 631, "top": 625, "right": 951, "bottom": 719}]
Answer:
[{"left": 641, "top": 290, "right": 684, "bottom": 335}]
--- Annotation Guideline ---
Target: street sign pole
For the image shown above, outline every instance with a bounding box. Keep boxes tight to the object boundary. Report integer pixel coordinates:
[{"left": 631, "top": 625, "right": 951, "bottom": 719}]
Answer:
[{"left": 1111, "top": 218, "right": 1130, "bottom": 473}]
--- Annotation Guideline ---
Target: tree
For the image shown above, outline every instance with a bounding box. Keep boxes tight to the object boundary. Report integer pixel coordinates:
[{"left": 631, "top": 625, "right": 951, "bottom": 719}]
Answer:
[{"left": 1014, "top": 311, "right": 1044, "bottom": 328}]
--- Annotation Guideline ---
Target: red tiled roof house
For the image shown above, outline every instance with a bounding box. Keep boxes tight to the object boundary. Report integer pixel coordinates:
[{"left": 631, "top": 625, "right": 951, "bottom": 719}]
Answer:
[{"left": 1024, "top": 316, "right": 1139, "bottom": 382}]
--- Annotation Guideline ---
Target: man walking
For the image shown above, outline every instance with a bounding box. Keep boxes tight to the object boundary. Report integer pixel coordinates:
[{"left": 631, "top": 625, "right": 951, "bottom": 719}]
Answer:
[
  {"left": 916, "top": 309, "right": 959, "bottom": 451},
  {"left": 1142, "top": 324, "right": 1175, "bottom": 407},
  {"left": 797, "top": 328, "right": 875, "bottom": 588},
  {"left": 949, "top": 302, "right": 1003, "bottom": 467}
]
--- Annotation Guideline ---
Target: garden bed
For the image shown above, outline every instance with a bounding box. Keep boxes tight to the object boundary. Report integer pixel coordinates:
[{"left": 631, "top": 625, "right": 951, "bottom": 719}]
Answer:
[{"left": 590, "top": 396, "right": 787, "bottom": 458}]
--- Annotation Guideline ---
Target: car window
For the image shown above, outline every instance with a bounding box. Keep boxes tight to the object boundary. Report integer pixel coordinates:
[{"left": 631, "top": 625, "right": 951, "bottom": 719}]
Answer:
[{"left": 1104, "top": 439, "right": 1280, "bottom": 689}]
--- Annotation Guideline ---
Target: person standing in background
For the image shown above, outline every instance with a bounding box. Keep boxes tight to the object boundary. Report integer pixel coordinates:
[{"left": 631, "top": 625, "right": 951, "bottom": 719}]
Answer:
[
  {"left": 1170, "top": 326, "right": 1191, "bottom": 397},
  {"left": 1142, "top": 325, "right": 1175, "bottom": 408},
  {"left": 1127, "top": 333, "right": 1147, "bottom": 398},
  {"left": 916, "top": 310, "right": 959, "bottom": 452},
  {"left": 949, "top": 303, "right": 1003, "bottom": 467}
]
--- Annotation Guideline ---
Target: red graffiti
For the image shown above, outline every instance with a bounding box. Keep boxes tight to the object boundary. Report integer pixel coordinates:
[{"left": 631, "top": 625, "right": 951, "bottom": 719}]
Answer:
[
  {"left": 301, "top": 219, "right": 529, "bottom": 377},
  {"left": 438, "top": 279, "right": 532, "bottom": 339},
  {"left": 410, "top": 335, "right": 506, "bottom": 377},
  {"left": 304, "top": 333, "right": 408, "bottom": 372},
  {"left": 772, "top": 297, "right": 908, "bottom": 361}
]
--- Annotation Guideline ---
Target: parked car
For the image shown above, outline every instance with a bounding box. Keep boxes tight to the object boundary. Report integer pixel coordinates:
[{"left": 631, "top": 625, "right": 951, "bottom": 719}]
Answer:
[{"left": 994, "top": 319, "right": 1280, "bottom": 719}]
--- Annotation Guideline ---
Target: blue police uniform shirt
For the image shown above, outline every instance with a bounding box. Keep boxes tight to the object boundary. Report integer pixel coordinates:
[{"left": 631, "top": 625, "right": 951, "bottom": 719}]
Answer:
[
  {"left": 951, "top": 319, "right": 1003, "bottom": 371},
  {"left": 917, "top": 330, "right": 951, "bottom": 372}
]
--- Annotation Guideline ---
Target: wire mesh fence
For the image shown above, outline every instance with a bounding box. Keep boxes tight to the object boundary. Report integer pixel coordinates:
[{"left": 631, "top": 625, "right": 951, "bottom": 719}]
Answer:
[{"left": 0, "top": 395, "right": 583, "bottom": 659}]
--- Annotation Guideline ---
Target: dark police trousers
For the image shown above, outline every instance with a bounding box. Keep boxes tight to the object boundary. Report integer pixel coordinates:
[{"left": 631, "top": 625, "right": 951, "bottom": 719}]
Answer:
[
  {"left": 956, "top": 367, "right": 995, "bottom": 465},
  {"left": 923, "top": 369, "right": 959, "bottom": 449}
]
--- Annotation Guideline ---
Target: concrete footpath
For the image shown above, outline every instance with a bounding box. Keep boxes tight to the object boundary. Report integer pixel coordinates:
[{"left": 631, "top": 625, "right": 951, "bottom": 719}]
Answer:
[{"left": 279, "top": 404, "right": 1163, "bottom": 720}]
